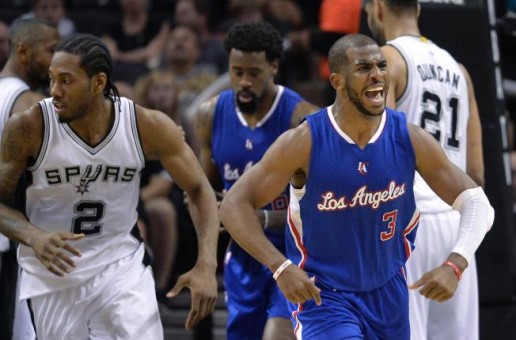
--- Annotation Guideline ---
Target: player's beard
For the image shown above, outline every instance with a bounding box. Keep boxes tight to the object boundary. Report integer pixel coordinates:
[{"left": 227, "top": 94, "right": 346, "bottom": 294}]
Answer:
[
  {"left": 346, "top": 81, "right": 383, "bottom": 117},
  {"left": 235, "top": 91, "right": 258, "bottom": 114},
  {"left": 27, "top": 64, "right": 50, "bottom": 90}
]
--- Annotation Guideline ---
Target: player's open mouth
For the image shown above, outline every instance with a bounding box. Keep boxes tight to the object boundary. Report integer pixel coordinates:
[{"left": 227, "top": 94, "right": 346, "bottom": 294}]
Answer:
[
  {"left": 365, "top": 86, "right": 384, "bottom": 104},
  {"left": 53, "top": 102, "right": 65, "bottom": 112},
  {"left": 238, "top": 94, "right": 253, "bottom": 103}
]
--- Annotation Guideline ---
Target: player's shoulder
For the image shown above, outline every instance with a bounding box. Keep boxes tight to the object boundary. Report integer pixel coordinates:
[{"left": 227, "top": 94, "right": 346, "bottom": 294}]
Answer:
[
  {"left": 133, "top": 102, "right": 170, "bottom": 127},
  {"left": 12, "top": 91, "right": 45, "bottom": 113},
  {"left": 4, "top": 103, "right": 44, "bottom": 155},
  {"left": 198, "top": 94, "right": 221, "bottom": 117}
]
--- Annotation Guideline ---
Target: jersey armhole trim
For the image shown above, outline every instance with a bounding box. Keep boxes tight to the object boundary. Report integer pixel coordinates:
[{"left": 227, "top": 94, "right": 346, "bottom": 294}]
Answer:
[
  {"left": 129, "top": 100, "right": 146, "bottom": 167},
  {"left": 27, "top": 102, "right": 49, "bottom": 172},
  {"left": 386, "top": 43, "right": 411, "bottom": 107}
]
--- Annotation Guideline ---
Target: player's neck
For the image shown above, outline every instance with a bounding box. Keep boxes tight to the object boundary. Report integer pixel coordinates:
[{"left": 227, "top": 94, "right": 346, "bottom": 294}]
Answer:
[
  {"left": 242, "top": 84, "right": 278, "bottom": 126},
  {"left": 332, "top": 102, "right": 384, "bottom": 148},
  {"left": 68, "top": 98, "right": 115, "bottom": 146},
  {"left": 384, "top": 17, "right": 420, "bottom": 42},
  {"left": 0, "top": 60, "right": 31, "bottom": 89}
]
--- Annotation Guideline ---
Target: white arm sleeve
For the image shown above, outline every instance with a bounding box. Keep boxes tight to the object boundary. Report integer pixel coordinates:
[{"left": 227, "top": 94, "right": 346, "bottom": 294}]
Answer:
[{"left": 451, "top": 187, "right": 495, "bottom": 264}]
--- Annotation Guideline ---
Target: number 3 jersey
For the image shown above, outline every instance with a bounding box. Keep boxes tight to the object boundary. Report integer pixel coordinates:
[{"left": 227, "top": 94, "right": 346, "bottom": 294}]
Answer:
[
  {"left": 18, "top": 97, "right": 145, "bottom": 299},
  {"left": 287, "top": 107, "right": 419, "bottom": 292},
  {"left": 387, "top": 35, "right": 469, "bottom": 213}
]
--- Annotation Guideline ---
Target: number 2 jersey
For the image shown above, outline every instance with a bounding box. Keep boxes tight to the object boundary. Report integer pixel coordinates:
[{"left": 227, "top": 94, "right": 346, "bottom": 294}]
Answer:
[
  {"left": 287, "top": 107, "right": 420, "bottom": 292},
  {"left": 387, "top": 35, "right": 470, "bottom": 213},
  {"left": 18, "top": 97, "right": 145, "bottom": 299}
]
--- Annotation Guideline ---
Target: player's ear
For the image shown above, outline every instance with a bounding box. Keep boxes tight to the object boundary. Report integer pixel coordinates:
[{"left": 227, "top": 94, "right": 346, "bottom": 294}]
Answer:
[
  {"left": 329, "top": 72, "right": 342, "bottom": 90},
  {"left": 16, "top": 43, "right": 29, "bottom": 63},
  {"left": 270, "top": 58, "right": 279, "bottom": 76},
  {"left": 91, "top": 73, "right": 107, "bottom": 94}
]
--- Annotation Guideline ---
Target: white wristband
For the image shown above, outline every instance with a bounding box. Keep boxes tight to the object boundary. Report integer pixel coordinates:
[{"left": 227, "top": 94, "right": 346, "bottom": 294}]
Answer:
[
  {"left": 273, "top": 259, "right": 292, "bottom": 280},
  {"left": 263, "top": 210, "right": 269, "bottom": 230}
]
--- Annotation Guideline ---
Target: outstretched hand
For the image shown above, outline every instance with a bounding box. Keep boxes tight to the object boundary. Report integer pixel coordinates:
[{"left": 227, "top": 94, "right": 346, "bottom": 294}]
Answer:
[
  {"left": 31, "top": 231, "right": 84, "bottom": 276},
  {"left": 166, "top": 265, "right": 218, "bottom": 329},
  {"left": 409, "top": 264, "right": 459, "bottom": 302},
  {"left": 276, "top": 264, "right": 321, "bottom": 306}
]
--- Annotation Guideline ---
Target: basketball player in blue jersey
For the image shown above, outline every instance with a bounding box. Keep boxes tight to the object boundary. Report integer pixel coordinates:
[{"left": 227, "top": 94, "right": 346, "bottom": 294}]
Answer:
[
  {"left": 366, "top": 1, "right": 485, "bottom": 339},
  {"left": 0, "top": 33, "right": 219, "bottom": 339},
  {"left": 0, "top": 18, "right": 59, "bottom": 340},
  {"left": 219, "top": 33, "right": 494, "bottom": 339},
  {"left": 195, "top": 21, "right": 318, "bottom": 340}
]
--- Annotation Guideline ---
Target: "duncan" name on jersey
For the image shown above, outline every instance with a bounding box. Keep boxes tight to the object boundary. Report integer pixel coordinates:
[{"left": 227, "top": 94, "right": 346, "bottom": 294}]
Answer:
[{"left": 416, "top": 63, "right": 461, "bottom": 90}]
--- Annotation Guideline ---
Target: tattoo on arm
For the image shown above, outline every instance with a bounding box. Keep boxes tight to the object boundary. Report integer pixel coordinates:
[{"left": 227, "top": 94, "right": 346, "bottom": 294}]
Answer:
[{"left": 0, "top": 118, "right": 33, "bottom": 202}]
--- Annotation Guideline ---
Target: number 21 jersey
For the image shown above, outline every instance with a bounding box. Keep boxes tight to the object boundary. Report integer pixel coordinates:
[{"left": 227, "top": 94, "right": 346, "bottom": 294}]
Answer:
[{"left": 388, "top": 35, "right": 470, "bottom": 213}]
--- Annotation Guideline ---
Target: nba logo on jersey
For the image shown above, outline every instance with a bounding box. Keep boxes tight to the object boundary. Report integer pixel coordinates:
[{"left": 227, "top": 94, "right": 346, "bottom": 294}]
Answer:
[
  {"left": 245, "top": 139, "right": 253, "bottom": 150},
  {"left": 358, "top": 162, "right": 368, "bottom": 175}
]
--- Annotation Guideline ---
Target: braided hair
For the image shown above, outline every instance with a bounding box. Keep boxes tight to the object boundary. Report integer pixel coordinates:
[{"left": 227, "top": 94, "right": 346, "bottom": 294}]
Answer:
[{"left": 55, "top": 33, "right": 120, "bottom": 102}]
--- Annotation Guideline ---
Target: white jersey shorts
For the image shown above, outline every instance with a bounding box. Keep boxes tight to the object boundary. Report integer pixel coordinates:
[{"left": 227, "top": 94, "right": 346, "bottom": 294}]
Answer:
[
  {"left": 406, "top": 210, "right": 479, "bottom": 340},
  {"left": 27, "top": 245, "right": 163, "bottom": 340}
]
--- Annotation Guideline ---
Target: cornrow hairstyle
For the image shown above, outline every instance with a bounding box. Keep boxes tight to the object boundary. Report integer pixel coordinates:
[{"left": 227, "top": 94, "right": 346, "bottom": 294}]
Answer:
[
  {"left": 55, "top": 33, "right": 120, "bottom": 102},
  {"left": 224, "top": 21, "right": 283, "bottom": 63}
]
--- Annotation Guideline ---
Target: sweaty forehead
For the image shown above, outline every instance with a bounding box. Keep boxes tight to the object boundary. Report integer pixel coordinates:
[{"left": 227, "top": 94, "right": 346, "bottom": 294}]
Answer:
[{"left": 347, "top": 45, "right": 384, "bottom": 63}]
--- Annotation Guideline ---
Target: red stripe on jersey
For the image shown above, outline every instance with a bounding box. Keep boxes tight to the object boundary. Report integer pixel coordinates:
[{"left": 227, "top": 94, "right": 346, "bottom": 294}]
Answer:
[
  {"left": 292, "top": 303, "right": 304, "bottom": 336},
  {"left": 287, "top": 207, "right": 308, "bottom": 269},
  {"left": 402, "top": 210, "right": 421, "bottom": 258}
]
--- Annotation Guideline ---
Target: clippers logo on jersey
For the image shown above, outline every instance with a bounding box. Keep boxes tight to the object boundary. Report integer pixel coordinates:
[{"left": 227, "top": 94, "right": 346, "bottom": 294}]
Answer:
[
  {"left": 358, "top": 162, "right": 368, "bottom": 175},
  {"left": 75, "top": 165, "right": 102, "bottom": 195},
  {"left": 45, "top": 164, "right": 138, "bottom": 194},
  {"left": 223, "top": 161, "right": 253, "bottom": 181},
  {"left": 245, "top": 139, "right": 253, "bottom": 150},
  {"left": 317, "top": 181, "right": 406, "bottom": 211}
]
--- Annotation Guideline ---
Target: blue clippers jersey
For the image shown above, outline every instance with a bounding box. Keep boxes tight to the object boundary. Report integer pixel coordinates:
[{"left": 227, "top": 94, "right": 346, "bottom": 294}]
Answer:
[
  {"left": 287, "top": 107, "right": 420, "bottom": 292},
  {"left": 212, "top": 85, "right": 303, "bottom": 211}
]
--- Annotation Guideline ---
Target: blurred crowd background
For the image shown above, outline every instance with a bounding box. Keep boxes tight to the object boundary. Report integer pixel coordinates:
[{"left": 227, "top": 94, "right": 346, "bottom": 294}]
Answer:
[{"left": 1, "top": 0, "right": 516, "bottom": 339}]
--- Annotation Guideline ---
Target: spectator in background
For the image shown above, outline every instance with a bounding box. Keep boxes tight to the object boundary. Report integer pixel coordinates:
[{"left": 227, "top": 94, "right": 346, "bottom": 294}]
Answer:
[
  {"left": 287, "top": 0, "right": 363, "bottom": 106},
  {"left": 21, "top": 0, "right": 76, "bottom": 38},
  {"left": 0, "top": 21, "right": 9, "bottom": 70},
  {"left": 163, "top": 25, "right": 218, "bottom": 154},
  {"left": 134, "top": 71, "right": 180, "bottom": 300},
  {"left": 218, "top": 0, "right": 265, "bottom": 33},
  {"left": 174, "top": 0, "right": 228, "bottom": 75},
  {"left": 103, "top": 0, "right": 169, "bottom": 85}
]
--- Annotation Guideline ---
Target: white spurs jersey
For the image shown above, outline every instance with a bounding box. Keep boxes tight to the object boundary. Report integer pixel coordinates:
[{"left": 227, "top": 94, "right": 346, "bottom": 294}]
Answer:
[
  {"left": 0, "top": 77, "right": 29, "bottom": 135},
  {"left": 18, "top": 97, "right": 145, "bottom": 299},
  {"left": 0, "top": 77, "right": 30, "bottom": 252},
  {"left": 388, "top": 35, "right": 470, "bottom": 213}
]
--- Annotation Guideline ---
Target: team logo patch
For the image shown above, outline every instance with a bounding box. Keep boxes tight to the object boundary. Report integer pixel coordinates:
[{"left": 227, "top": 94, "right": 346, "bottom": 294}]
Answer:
[
  {"left": 358, "top": 162, "right": 368, "bottom": 175},
  {"left": 245, "top": 139, "right": 253, "bottom": 150},
  {"left": 76, "top": 165, "right": 102, "bottom": 195}
]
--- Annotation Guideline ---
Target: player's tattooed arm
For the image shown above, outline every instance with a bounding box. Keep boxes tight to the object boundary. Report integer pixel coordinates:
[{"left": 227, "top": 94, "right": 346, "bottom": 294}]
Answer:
[
  {"left": 0, "top": 108, "right": 41, "bottom": 243},
  {"left": 0, "top": 107, "right": 83, "bottom": 276}
]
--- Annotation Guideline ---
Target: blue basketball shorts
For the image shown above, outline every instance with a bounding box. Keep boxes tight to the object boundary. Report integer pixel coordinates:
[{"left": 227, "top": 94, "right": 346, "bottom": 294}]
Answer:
[
  {"left": 224, "top": 233, "right": 291, "bottom": 340},
  {"left": 290, "top": 269, "right": 410, "bottom": 340}
]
